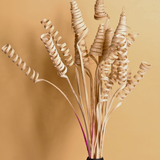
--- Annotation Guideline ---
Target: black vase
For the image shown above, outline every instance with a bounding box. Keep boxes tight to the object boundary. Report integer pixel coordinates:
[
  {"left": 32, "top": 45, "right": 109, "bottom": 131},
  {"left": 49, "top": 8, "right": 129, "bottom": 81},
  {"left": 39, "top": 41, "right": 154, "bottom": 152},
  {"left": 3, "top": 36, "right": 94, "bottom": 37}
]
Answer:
[{"left": 87, "top": 157, "right": 104, "bottom": 160}]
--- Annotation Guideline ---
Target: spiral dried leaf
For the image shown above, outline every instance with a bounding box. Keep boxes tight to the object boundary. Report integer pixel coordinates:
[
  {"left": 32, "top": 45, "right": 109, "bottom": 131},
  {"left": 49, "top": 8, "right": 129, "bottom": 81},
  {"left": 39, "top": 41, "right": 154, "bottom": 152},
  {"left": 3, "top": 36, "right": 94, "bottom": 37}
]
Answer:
[
  {"left": 94, "top": 0, "right": 108, "bottom": 20},
  {"left": 110, "top": 11, "right": 127, "bottom": 50},
  {"left": 70, "top": 0, "right": 88, "bottom": 35},
  {"left": 70, "top": 0, "right": 89, "bottom": 66},
  {"left": 117, "top": 61, "right": 151, "bottom": 101},
  {"left": 1, "top": 44, "right": 39, "bottom": 83},
  {"left": 41, "top": 33, "right": 67, "bottom": 76},
  {"left": 89, "top": 24, "right": 105, "bottom": 57},
  {"left": 41, "top": 19, "right": 74, "bottom": 67}
]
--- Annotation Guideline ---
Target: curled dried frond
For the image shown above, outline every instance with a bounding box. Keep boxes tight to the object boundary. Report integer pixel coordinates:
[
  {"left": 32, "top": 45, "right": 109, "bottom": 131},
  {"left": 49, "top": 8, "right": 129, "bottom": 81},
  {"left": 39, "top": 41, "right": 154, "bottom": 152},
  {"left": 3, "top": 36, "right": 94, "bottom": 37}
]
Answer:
[
  {"left": 41, "top": 19, "right": 74, "bottom": 67},
  {"left": 117, "top": 61, "right": 151, "bottom": 101},
  {"left": 41, "top": 33, "right": 67, "bottom": 76},
  {"left": 70, "top": 0, "right": 89, "bottom": 66},
  {"left": 70, "top": 0, "right": 88, "bottom": 35},
  {"left": 89, "top": 24, "right": 105, "bottom": 57},
  {"left": 1, "top": 44, "right": 39, "bottom": 83},
  {"left": 94, "top": 0, "right": 108, "bottom": 20},
  {"left": 110, "top": 11, "right": 127, "bottom": 50}
]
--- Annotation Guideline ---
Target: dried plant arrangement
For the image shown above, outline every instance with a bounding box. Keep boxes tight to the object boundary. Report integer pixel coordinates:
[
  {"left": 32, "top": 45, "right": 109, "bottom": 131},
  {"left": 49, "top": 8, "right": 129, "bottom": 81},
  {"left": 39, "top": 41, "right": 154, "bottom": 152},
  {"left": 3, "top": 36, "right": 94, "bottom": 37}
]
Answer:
[{"left": 1, "top": 0, "right": 151, "bottom": 159}]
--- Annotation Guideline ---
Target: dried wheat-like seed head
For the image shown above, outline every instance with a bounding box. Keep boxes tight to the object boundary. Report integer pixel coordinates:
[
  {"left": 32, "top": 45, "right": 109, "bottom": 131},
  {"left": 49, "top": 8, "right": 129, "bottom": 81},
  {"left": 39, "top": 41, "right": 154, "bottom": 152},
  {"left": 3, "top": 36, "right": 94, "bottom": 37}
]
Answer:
[
  {"left": 41, "top": 33, "right": 67, "bottom": 76},
  {"left": 94, "top": 0, "right": 108, "bottom": 20},
  {"left": 89, "top": 24, "right": 105, "bottom": 57},
  {"left": 1, "top": 44, "right": 39, "bottom": 83},
  {"left": 41, "top": 19, "right": 74, "bottom": 67}
]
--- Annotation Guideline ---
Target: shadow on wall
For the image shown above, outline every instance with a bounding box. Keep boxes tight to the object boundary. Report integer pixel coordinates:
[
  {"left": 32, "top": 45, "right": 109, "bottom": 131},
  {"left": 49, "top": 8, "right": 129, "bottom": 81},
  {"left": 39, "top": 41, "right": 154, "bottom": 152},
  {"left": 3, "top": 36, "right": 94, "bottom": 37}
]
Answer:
[{"left": 11, "top": 12, "right": 78, "bottom": 160}]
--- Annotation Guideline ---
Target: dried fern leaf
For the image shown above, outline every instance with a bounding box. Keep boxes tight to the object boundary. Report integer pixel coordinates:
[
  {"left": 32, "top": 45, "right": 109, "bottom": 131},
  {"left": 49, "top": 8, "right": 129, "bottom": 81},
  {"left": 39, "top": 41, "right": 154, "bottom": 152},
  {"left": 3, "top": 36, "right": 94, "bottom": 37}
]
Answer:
[
  {"left": 40, "top": 33, "right": 67, "bottom": 76},
  {"left": 70, "top": 0, "right": 89, "bottom": 66},
  {"left": 89, "top": 24, "right": 105, "bottom": 57},
  {"left": 41, "top": 19, "right": 74, "bottom": 67},
  {"left": 1, "top": 44, "right": 39, "bottom": 83},
  {"left": 94, "top": 0, "right": 108, "bottom": 20},
  {"left": 117, "top": 61, "right": 151, "bottom": 101}
]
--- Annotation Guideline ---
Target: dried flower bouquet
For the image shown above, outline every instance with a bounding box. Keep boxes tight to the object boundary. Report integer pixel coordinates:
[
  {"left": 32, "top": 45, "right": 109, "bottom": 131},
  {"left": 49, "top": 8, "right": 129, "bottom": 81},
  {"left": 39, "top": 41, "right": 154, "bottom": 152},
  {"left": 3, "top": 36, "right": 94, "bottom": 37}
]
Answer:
[{"left": 1, "top": 0, "right": 151, "bottom": 159}]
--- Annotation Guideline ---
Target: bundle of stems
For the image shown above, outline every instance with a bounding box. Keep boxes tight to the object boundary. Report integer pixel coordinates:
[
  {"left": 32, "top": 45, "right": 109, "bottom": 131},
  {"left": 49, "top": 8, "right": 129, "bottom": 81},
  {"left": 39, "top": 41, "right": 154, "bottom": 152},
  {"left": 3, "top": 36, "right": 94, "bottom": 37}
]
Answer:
[{"left": 1, "top": 0, "right": 151, "bottom": 159}]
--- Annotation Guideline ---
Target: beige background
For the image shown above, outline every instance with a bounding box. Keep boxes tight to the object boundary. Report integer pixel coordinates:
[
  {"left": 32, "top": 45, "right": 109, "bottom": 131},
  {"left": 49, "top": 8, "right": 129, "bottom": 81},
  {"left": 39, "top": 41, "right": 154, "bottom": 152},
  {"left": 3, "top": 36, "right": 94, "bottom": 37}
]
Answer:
[{"left": 0, "top": 0, "right": 159, "bottom": 160}]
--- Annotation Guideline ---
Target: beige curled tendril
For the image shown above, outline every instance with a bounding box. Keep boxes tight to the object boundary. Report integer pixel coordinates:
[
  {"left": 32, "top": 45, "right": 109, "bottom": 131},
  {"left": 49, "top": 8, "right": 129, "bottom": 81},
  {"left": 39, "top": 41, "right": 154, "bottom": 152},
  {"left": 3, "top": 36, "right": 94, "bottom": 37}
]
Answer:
[
  {"left": 70, "top": 0, "right": 89, "bottom": 66},
  {"left": 117, "top": 61, "right": 151, "bottom": 101},
  {"left": 41, "top": 19, "right": 74, "bottom": 67},
  {"left": 41, "top": 33, "right": 67, "bottom": 76},
  {"left": 89, "top": 24, "right": 105, "bottom": 57},
  {"left": 1, "top": 44, "right": 39, "bottom": 83},
  {"left": 94, "top": 0, "right": 108, "bottom": 20}
]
